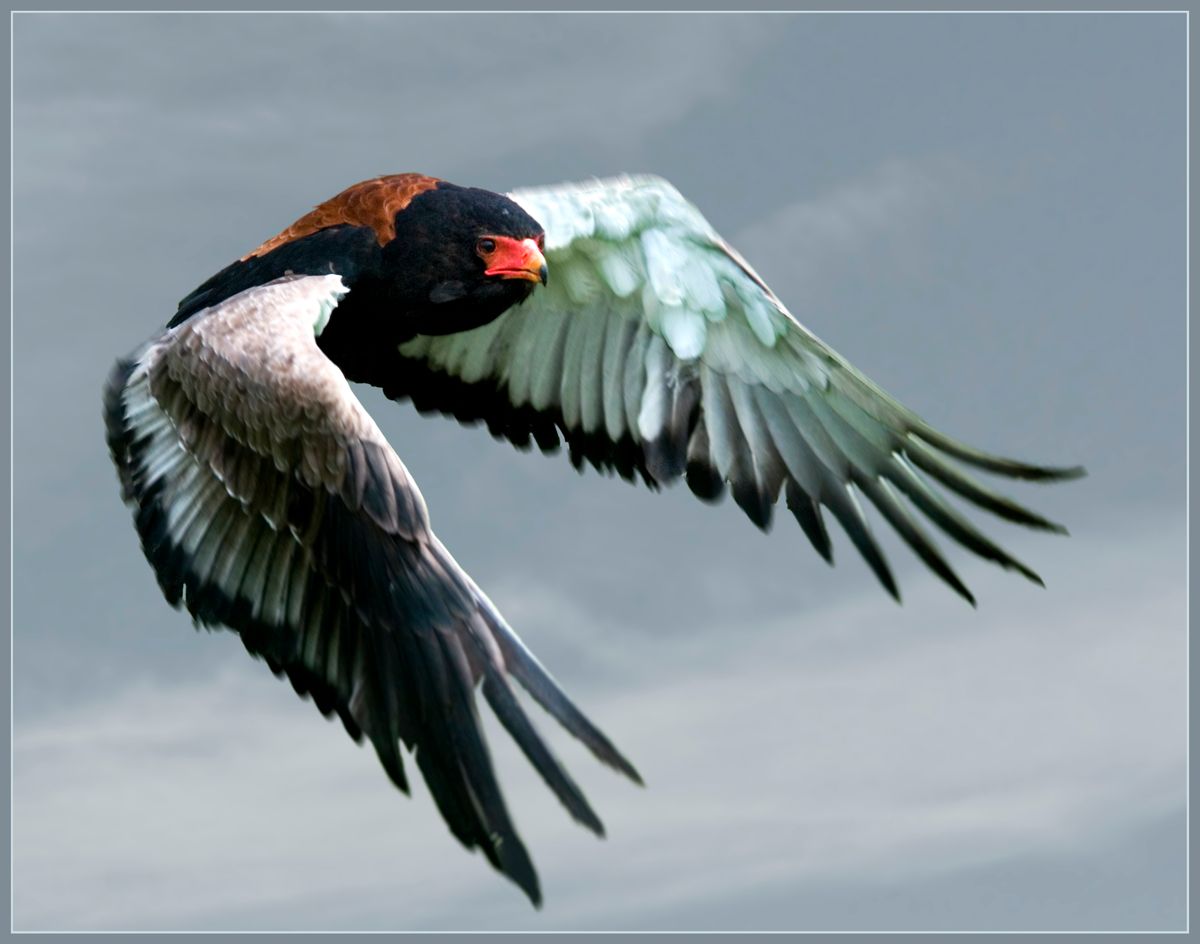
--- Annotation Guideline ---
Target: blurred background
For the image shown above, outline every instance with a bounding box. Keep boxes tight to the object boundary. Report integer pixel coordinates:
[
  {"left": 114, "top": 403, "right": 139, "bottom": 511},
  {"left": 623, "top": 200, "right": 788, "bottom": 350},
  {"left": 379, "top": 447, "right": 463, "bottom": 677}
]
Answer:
[{"left": 11, "top": 11, "right": 1186, "bottom": 932}]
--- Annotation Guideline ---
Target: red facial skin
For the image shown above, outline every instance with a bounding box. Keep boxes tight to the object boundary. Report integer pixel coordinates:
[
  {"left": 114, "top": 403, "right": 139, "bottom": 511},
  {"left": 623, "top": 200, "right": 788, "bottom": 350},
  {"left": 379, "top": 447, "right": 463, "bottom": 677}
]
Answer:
[{"left": 479, "top": 235, "right": 548, "bottom": 284}]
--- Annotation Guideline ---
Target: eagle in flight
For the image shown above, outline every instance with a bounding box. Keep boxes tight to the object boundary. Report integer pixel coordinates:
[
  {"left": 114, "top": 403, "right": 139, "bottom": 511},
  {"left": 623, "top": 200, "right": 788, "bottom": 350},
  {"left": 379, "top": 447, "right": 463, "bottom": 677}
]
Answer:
[{"left": 104, "top": 173, "right": 1083, "bottom": 906}]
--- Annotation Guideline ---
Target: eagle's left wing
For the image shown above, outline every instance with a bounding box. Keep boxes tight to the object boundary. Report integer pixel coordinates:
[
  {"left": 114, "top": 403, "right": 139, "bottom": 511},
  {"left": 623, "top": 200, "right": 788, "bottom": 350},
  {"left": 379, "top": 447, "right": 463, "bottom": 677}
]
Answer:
[{"left": 378, "top": 175, "right": 1083, "bottom": 604}]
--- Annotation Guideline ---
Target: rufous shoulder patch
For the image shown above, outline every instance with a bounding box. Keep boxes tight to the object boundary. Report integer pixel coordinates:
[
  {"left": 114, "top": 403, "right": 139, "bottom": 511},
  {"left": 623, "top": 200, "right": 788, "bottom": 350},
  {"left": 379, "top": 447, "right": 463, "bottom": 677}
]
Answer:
[{"left": 241, "top": 173, "right": 441, "bottom": 260}]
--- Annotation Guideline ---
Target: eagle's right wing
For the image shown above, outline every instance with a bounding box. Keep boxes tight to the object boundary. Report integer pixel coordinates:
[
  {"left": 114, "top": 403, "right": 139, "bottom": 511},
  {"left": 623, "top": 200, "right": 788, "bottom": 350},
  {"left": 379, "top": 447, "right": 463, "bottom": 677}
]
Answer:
[{"left": 104, "top": 273, "right": 640, "bottom": 906}]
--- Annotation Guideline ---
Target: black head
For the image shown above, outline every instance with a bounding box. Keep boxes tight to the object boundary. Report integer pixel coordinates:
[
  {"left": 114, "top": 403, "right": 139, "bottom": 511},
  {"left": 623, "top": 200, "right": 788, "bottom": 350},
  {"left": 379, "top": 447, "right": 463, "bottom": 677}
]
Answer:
[{"left": 379, "top": 182, "right": 547, "bottom": 336}]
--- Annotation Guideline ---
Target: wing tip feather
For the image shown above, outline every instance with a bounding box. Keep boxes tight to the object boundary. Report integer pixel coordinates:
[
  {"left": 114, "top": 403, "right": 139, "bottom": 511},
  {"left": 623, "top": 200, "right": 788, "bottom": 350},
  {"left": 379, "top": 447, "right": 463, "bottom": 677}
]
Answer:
[{"left": 910, "top": 430, "right": 1087, "bottom": 483}]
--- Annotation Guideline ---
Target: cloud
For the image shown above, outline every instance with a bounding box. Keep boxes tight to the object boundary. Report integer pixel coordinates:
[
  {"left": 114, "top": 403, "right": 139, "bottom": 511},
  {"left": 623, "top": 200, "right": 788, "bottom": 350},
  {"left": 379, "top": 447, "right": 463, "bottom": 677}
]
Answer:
[
  {"left": 14, "top": 14, "right": 774, "bottom": 204},
  {"left": 733, "top": 155, "right": 978, "bottom": 303},
  {"left": 13, "top": 516, "right": 1185, "bottom": 931}
]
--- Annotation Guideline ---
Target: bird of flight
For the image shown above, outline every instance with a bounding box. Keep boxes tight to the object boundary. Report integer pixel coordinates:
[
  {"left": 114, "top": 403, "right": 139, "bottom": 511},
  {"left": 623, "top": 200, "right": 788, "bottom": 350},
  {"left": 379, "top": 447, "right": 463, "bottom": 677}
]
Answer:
[{"left": 104, "top": 173, "right": 1083, "bottom": 906}]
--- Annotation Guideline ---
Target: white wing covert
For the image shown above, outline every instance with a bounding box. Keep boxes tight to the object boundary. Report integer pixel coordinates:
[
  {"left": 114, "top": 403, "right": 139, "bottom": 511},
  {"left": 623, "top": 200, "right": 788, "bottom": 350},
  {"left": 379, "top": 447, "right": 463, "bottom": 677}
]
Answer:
[
  {"left": 389, "top": 176, "right": 1083, "bottom": 604},
  {"left": 103, "top": 274, "right": 640, "bottom": 907}
]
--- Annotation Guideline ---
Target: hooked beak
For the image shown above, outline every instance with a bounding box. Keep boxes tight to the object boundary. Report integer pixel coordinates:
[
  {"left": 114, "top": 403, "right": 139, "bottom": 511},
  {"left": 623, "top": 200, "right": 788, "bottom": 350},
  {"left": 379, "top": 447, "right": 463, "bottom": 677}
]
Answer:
[{"left": 484, "top": 237, "right": 548, "bottom": 286}]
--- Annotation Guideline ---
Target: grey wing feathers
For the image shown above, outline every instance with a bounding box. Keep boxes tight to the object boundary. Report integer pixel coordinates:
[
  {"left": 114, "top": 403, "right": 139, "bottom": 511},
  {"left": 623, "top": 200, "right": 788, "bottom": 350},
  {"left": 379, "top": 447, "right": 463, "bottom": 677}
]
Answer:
[
  {"left": 104, "top": 275, "right": 639, "bottom": 906},
  {"left": 384, "top": 176, "right": 1082, "bottom": 604}
]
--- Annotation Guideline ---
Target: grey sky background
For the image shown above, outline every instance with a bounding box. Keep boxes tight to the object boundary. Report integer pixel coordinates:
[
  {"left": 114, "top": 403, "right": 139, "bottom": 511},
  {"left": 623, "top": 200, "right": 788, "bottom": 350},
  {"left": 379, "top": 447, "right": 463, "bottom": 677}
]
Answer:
[{"left": 11, "top": 11, "right": 1186, "bottom": 932}]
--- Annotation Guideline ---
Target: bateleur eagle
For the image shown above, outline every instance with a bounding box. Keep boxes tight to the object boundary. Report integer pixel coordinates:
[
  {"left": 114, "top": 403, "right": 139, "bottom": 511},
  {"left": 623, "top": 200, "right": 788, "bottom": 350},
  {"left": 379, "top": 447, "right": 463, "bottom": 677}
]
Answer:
[{"left": 104, "top": 172, "right": 1084, "bottom": 906}]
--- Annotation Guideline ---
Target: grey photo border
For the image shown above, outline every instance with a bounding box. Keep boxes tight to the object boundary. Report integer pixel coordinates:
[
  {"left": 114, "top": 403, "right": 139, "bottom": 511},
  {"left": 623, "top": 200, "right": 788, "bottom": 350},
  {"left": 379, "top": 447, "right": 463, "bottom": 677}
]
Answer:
[{"left": 3, "top": 5, "right": 1189, "bottom": 939}]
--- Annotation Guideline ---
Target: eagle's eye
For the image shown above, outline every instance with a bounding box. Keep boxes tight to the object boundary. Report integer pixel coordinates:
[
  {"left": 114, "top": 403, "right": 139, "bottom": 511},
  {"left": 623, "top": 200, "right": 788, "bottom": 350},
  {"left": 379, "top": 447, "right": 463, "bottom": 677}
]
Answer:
[{"left": 476, "top": 238, "right": 496, "bottom": 255}]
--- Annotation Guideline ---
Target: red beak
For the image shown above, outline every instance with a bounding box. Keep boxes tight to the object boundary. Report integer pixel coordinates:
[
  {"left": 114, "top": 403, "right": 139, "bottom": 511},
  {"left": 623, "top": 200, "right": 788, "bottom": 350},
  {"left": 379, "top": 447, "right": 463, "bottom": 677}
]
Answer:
[{"left": 484, "top": 237, "right": 548, "bottom": 285}]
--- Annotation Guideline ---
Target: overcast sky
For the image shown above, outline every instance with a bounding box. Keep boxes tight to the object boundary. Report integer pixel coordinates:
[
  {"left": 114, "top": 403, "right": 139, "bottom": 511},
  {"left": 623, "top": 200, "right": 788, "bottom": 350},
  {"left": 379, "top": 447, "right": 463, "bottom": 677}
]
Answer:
[{"left": 11, "top": 11, "right": 1186, "bottom": 932}]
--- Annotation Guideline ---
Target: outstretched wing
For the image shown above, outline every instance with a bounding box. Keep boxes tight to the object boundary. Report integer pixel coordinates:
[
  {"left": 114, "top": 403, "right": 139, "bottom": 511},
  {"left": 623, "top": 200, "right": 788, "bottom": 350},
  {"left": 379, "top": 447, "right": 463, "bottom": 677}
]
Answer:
[
  {"left": 380, "top": 175, "right": 1083, "bottom": 605},
  {"left": 104, "top": 274, "right": 640, "bottom": 906}
]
